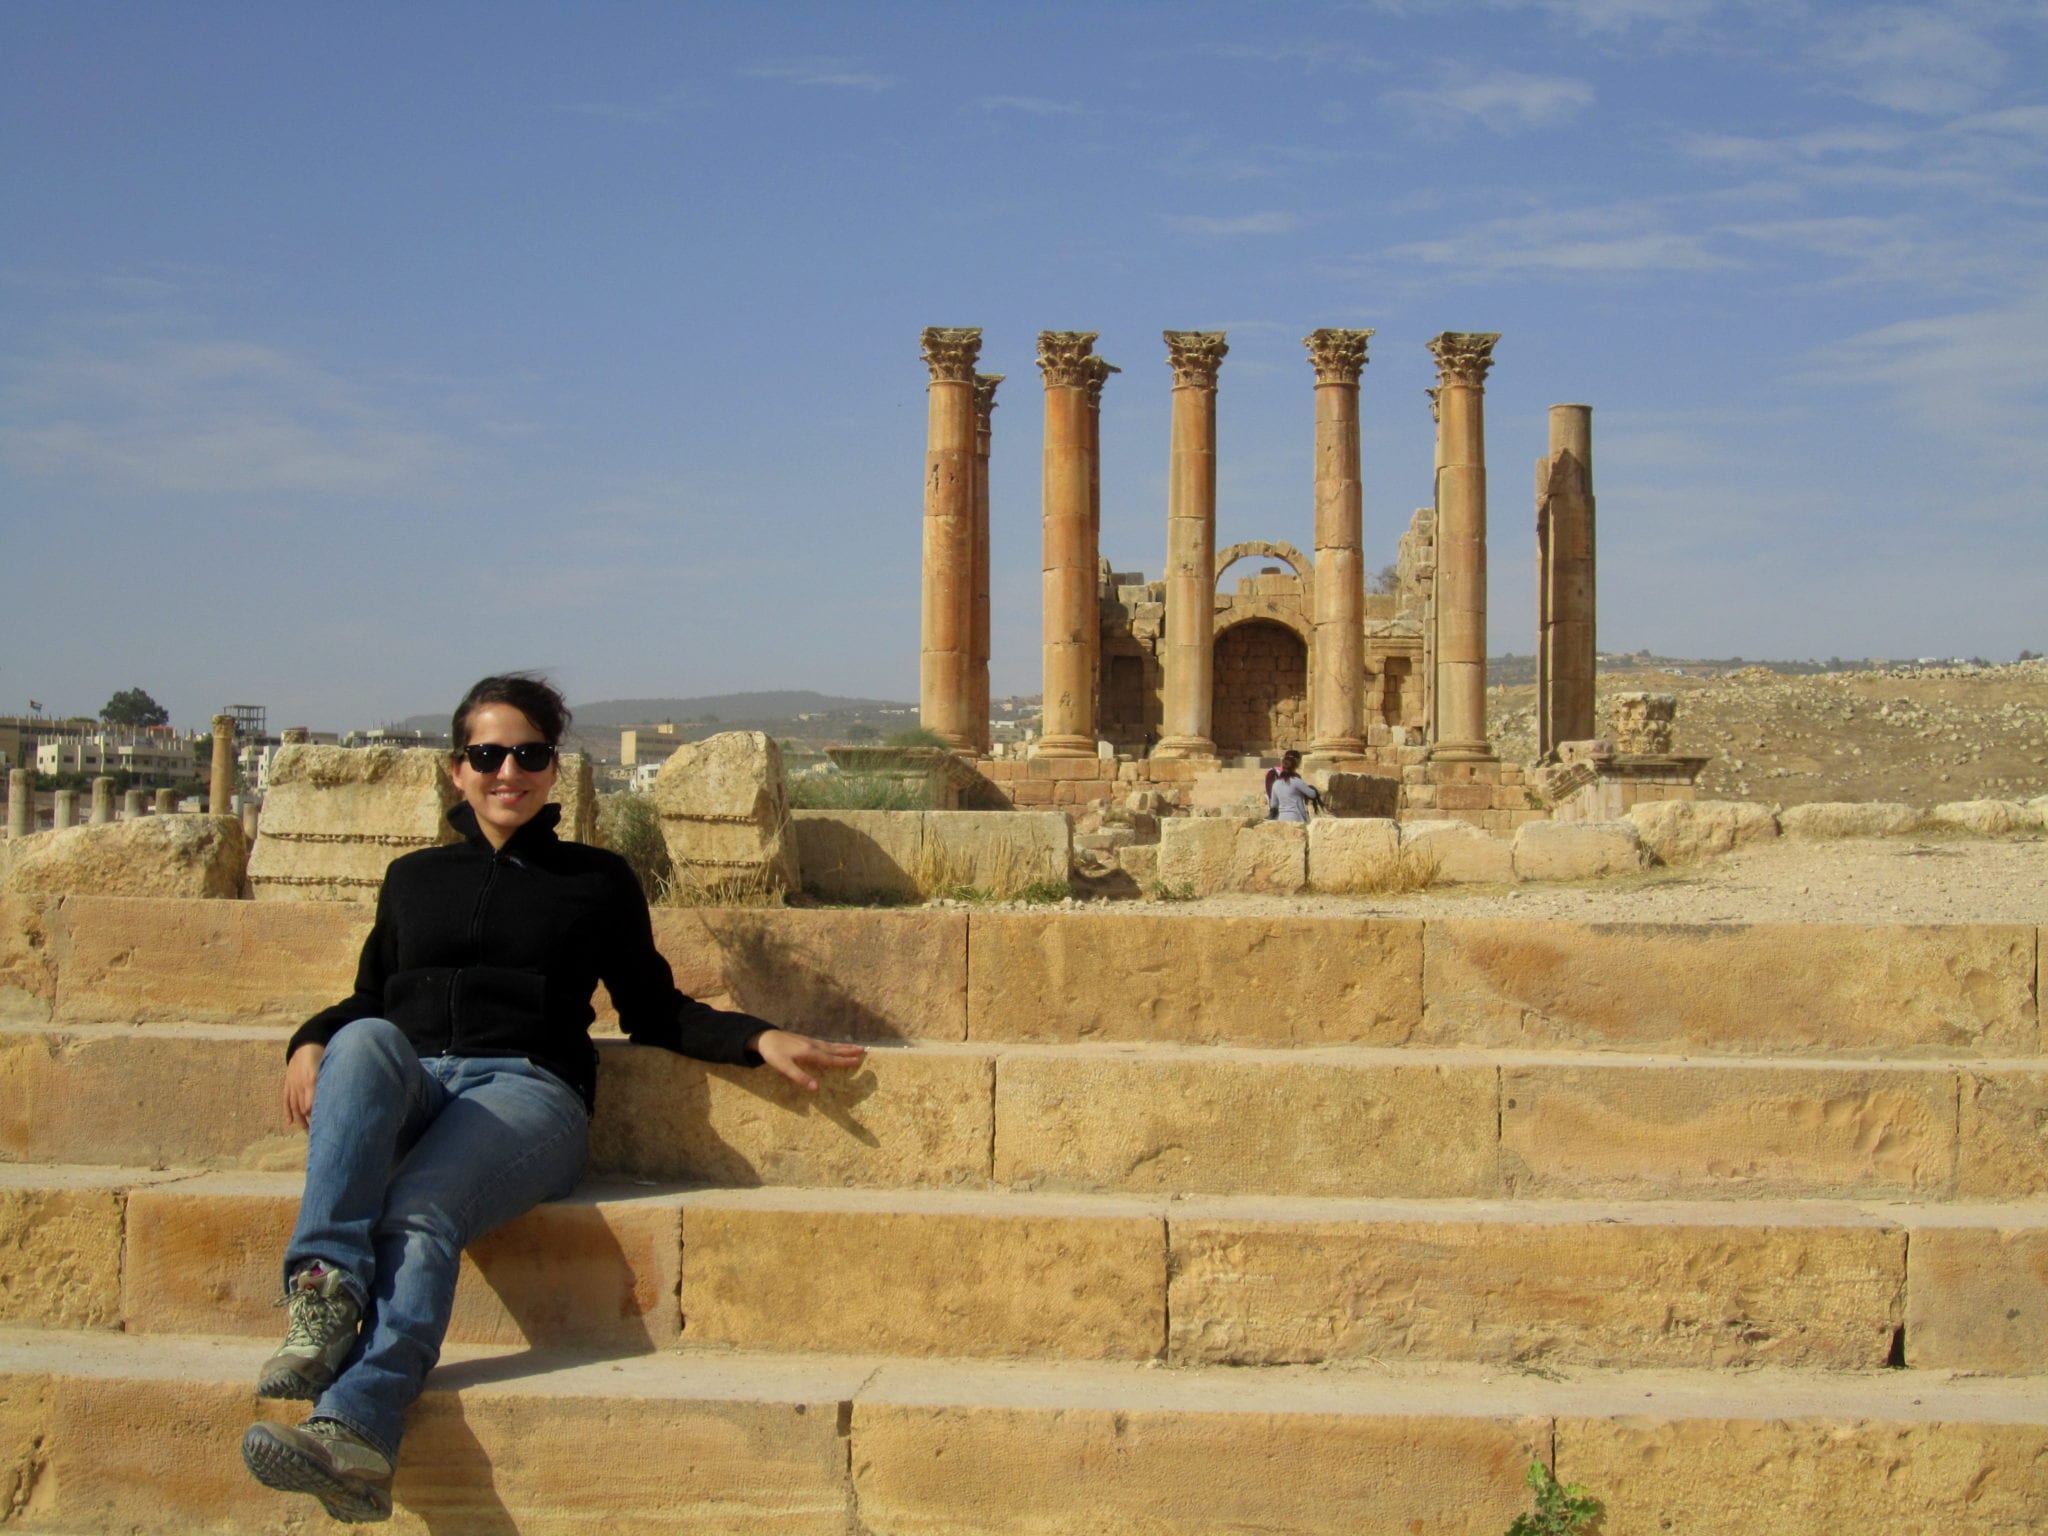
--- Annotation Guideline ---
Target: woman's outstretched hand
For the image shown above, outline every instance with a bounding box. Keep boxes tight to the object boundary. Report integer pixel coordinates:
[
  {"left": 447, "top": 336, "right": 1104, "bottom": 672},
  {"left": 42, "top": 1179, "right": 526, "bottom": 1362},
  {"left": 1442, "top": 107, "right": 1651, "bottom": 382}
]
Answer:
[
  {"left": 283, "top": 1042, "right": 325, "bottom": 1131},
  {"left": 750, "top": 1029, "right": 866, "bottom": 1092}
]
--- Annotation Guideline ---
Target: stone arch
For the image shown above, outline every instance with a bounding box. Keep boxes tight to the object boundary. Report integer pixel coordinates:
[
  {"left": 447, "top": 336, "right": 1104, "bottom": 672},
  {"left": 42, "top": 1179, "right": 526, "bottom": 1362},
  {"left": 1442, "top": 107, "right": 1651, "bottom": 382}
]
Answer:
[
  {"left": 1215, "top": 540, "right": 1311, "bottom": 589},
  {"left": 1211, "top": 617, "right": 1310, "bottom": 758}
]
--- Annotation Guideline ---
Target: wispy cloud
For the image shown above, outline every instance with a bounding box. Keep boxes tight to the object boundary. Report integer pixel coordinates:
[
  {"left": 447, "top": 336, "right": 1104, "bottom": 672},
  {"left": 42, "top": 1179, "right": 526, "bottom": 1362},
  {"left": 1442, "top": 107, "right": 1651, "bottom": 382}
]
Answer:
[
  {"left": 1200, "top": 39, "right": 1382, "bottom": 73},
  {"left": 744, "top": 58, "right": 897, "bottom": 92},
  {"left": 1385, "top": 67, "right": 1594, "bottom": 134},
  {"left": 975, "top": 95, "right": 1087, "bottom": 117},
  {"left": 0, "top": 323, "right": 474, "bottom": 500},
  {"left": 1166, "top": 211, "right": 1301, "bottom": 237},
  {"left": 1162, "top": 134, "right": 1366, "bottom": 183},
  {"left": 1388, "top": 202, "right": 1729, "bottom": 276},
  {"left": 1821, "top": 7, "right": 2007, "bottom": 116},
  {"left": 1805, "top": 285, "right": 2048, "bottom": 461},
  {"left": 1536, "top": 0, "right": 1715, "bottom": 32}
]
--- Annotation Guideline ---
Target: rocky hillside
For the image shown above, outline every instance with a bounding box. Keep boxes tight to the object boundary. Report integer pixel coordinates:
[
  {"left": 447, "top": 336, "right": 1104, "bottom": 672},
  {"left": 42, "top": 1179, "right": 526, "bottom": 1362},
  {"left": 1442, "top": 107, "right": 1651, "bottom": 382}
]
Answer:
[{"left": 1488, "top": 659, "right": 2048, "bottom": 808}]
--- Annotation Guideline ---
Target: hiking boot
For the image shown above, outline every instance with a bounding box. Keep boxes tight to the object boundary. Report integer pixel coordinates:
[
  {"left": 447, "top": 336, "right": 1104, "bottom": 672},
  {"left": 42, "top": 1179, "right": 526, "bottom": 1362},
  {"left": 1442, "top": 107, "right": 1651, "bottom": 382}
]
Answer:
[
  {"left": 242, "top": 1416, "right": 394, "bottom": 1523},
  {"left": 256, "top": 1263, "right": 360, "bottom": 1400}
]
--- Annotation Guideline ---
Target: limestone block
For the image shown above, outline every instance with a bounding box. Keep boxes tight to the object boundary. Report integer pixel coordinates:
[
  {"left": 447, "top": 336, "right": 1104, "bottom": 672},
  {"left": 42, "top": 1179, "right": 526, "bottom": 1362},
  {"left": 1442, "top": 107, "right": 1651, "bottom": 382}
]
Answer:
[
  {"left": 1928, "top": 799, "right": 2035, "bottom": 837},
  {"left": 1421, "top": 921, "right": 2037, "bottom": 1056},
  {"left": 852, "top": 1402, "right": 1544, "bottom": 1536},
  {"left": 790, "top": 812, "right": 1068, "bottom": 902},
  {"left": 1116, "top": 843, "right": 1158, "bottom": 883},
  {"left": 1169, "top": 1217, "right": 1902, "bottom": 1369},
  {"left": 682, "top": 1203, "right": 1164, "bottom": 1360},
  {"left": 1511, "top": 820, "right": 1641, "bottom": 882},
  {"left": 590, "top": 1041, "right": 991, "bottom": 1188},
  {"left": 0, "top": 1185, "right": 124, "bottom": 1327},
  {"left": 1560, "top": 1417, "right": 2048, "bottom": 1535},
  {"left": 547, "top": 749, "right": 599, "bottom": 843},
  {"left": 924, "top": 811, "right": 1069, "bottom": 894},
  {"left": 1501, "top": 1064, "right": 1957, "bottom": 1199},
  {"left": 645, "top": 907, "right": 967, "bottom": 1041},
  {"left": 1322, "top": 772, "right": 1400, "bottom": 818},
  {"left": 0, "top": 1365, "right": 854, "bottom": 1535},
  {"left": 52, "top": 896, "right": 372, "bottom": 1026},
  {"left": 3, "top": 815, "right": 248, "bottom": 902},
  {"left": 1905, "top": 1225, "right": 2048, "bottom": 1372},
  {"left": 1958, "top": 1069, "right": 2048, "bottom": 1196},
  {"left": 0, "top": 895, "right": 56, "bottom": 1022},
  {"left": 995, "top": 1054, "right": 1497, "bottom": 1197},
  {"left": 0, "top": 1028, "right": 299, "bottom": 1171},
  {"left": 1778, "top": 801, "right": 1922, "bottom": 840},
  {"left": 1306, "top": 817, "right": 1400, "bottom": 893},
  {"left": 1155, "top": 816, "right": 1244, "bottom": 896},
  {"left": 1399, "top": 819, "right": 1514, "bottom": 884},
  {"left": 121, "top": 1182, "right": 683, "bottom": 1349},
  {"left": 792, "top": 809, "right": 923, "bottom": 901},
  {"left": 1628, "top": 799, "right": 1778, "bottom": 865},
  {"left": 965, "top": 913, "right": 1422, "bottom": 1046},
  {"left": 1231, "top": 820, "right": 1305, "bottom": 895},
  {"left": 652, "top": 732, "right": 799, "bottom": 899},
  {"left": 247, "top": 744, "right": 456, "bottom": 902},
  {"left": 1609, "top": 690, "right": 1677, "bottom": 754}
]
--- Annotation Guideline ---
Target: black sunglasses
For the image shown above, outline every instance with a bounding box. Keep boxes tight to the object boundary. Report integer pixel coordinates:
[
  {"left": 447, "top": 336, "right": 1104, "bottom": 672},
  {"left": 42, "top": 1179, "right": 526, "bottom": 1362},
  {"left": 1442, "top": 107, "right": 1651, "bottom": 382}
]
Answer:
[{"left": 459, "top": 742, "right": 557, "bottom": 774}]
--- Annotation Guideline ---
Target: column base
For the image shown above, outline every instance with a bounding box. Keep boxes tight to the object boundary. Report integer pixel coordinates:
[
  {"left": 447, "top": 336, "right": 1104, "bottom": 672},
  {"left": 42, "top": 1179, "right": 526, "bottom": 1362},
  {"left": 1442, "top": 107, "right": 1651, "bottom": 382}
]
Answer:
[
  {"left": 1306, "top": 736, "right": 1367, "bottom": 762},
  {"left": 1431, "top": 740, "right": 1498, "bottom": 764},
  {"left": 1151, "top": 736, "right": 1217, "bottom": 761},
  {"left": 1030, "top": 735, "right": 1098, "bottom": 760},
  {"left": 1302, "top": 748, "right": 1368, "bottom": 773}
]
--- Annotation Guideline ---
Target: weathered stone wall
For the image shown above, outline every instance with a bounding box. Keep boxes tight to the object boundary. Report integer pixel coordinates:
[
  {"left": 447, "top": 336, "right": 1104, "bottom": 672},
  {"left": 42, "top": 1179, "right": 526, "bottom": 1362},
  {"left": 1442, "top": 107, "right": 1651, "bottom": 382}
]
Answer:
[{"left": 1211, "top": 619, "right": 1309, "bottom": 757}]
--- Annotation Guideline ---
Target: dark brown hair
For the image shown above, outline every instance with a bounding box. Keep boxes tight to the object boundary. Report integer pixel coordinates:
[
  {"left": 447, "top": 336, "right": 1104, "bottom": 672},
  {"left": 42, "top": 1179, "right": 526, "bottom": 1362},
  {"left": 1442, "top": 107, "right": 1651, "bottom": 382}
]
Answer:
[{"left": 450, "top": 674, "right": 571, "bottom": 751}]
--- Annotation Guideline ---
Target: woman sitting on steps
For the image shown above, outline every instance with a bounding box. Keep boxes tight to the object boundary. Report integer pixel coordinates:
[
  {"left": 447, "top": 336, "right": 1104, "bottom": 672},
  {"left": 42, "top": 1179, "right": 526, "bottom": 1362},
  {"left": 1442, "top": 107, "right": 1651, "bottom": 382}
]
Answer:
[{"left": 241, "top": 672, "right": 864, "bottom": 1524}]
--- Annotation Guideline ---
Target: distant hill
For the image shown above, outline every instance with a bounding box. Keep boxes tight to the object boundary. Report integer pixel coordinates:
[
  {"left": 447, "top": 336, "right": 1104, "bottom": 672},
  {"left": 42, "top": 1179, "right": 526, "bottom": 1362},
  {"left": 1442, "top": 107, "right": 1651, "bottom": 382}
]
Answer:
[{"left": 393, "top": 691, "right": 912, "bottom": 736}]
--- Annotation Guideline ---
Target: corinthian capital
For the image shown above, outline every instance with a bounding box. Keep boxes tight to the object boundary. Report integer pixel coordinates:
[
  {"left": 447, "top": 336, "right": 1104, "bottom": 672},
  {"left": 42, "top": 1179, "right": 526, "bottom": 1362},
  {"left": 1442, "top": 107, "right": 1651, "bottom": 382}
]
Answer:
[
  {"left": 921, "top": 327, "right": 983, "bottom": 384},
  {"left": 1036, "top": 331, "right": 1099, "bottom": 389},
  {"left": 1164, "top": 330, "right": 1228, "bottom": 389},
  {"left": 1304, "top": 328, "right": 1373, "bottom": 386},
  {"left": 1428, "top": 332, "right": 1500, "bottom": 389},
  {"left": 973, "top": 373, "right": 1003, "bottom": 429},
  {"left": 1081, "top": 355, "right": 1120, "bottom": 408}
]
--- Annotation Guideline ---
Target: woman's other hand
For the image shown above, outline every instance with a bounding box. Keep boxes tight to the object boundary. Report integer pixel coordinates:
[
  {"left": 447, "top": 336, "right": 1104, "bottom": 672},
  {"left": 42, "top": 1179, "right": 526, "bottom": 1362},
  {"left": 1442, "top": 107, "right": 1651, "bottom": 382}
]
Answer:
[
  {"left": 283, "top": 1042, "right": 325, "bottom": 1130},
  {"left": 750, "top": 1029, "right": 866, "bottom": 1092}
]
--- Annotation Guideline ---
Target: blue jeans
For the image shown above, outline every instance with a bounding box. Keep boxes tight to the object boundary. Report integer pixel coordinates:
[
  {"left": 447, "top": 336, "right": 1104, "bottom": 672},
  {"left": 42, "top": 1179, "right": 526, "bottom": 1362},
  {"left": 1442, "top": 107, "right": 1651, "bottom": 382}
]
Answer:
[{"left": 283, "top": 1018, "right": 589, "bottom": 1459}]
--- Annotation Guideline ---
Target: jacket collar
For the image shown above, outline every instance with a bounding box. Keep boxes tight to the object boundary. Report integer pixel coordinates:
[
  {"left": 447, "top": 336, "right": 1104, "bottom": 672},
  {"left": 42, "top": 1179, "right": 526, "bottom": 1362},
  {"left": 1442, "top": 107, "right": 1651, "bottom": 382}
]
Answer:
[{"left": 448, "top": 799, "right": 563, "bottom": 852}]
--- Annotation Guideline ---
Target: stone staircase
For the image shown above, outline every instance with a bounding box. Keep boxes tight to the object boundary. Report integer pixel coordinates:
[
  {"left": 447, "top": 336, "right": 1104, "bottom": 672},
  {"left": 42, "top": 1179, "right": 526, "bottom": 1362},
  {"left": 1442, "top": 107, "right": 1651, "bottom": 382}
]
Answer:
[{"left": 2, "top": 895, "right": 2046, "bottom": 1531}]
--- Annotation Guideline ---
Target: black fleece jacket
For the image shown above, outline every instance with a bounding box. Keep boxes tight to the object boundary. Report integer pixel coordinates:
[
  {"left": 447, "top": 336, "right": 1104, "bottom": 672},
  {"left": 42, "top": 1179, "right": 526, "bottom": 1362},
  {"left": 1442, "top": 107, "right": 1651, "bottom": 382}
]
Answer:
[{"left": 287, "top": 801, "right": 768, "bottom": 1110}]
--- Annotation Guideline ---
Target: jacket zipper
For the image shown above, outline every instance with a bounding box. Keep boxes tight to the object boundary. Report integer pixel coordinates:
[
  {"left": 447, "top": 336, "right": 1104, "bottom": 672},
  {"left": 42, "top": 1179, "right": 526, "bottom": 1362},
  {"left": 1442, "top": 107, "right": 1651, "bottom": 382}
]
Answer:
[{"left": 449, "top": 852, "right": 502, "bottom": 1048}]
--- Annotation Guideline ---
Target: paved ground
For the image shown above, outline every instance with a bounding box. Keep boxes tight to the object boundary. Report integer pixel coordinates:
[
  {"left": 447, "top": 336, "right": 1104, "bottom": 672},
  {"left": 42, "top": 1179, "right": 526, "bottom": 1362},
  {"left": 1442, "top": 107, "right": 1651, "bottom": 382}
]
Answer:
[{"left": 1083, "top": 835, "right": 2048, "bottom": 925}]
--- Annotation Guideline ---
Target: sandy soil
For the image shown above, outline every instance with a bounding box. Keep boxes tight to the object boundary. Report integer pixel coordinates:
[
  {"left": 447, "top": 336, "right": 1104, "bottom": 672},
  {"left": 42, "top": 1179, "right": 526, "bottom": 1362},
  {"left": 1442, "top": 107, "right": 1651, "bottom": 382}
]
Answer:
[{"left": 1065, "top": 835, "right": 2048, "bottom": 926}]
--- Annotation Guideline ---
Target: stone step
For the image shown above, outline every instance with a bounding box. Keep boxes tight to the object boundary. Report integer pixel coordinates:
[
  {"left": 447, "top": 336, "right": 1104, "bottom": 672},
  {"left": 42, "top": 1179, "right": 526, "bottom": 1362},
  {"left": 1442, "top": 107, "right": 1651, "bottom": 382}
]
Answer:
[
  {"left": 17, "top": 1165, "right": 2044, "bottom": 1374},
  {"left": 1, "top": 1328, "right": 2043, "bottom": 1533},
  {"left": 9, "top": 1026, "right": 2048, "bottom": 1202},
  {"left": 28, "top": 897, "right": 2040, "bottom": 1062}
]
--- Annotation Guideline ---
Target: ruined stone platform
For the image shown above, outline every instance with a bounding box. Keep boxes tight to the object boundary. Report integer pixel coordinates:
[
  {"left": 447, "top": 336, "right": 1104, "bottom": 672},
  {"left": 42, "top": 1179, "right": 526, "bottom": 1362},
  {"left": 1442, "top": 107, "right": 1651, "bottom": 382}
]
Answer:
[{"left": 3, "top": 894, "right": 2046, "bottom": 1531}]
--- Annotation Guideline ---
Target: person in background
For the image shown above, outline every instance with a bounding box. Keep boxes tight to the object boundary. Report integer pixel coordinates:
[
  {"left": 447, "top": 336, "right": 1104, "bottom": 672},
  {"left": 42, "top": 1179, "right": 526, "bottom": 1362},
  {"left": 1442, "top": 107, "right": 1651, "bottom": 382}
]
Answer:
[{"left": 1267, "top": 749, "right": 1323, "bottom": 823}]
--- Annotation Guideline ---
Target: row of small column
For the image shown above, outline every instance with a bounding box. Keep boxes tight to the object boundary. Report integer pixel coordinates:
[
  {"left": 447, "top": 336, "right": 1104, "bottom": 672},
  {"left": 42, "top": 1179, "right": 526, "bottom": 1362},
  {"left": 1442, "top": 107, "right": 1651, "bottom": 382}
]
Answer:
[
  {"left": 4, "top": 714, "right": 249, "bottom": 838},
  {"left": 919, "top": 324, "right": 1567, "bottom": 765}
]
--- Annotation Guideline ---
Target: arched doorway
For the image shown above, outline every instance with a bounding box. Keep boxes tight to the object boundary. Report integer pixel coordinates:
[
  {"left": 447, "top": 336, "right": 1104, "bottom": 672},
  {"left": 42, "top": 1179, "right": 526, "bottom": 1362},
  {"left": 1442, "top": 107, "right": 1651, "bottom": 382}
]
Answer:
[{"left": 1212, "top": 619, "right": 1308, "bottom": 757}]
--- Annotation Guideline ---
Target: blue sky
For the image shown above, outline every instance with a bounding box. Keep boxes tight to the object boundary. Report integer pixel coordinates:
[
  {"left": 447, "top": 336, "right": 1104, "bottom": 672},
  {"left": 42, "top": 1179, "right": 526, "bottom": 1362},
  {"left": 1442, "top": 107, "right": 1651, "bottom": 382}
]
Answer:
[{"left": 4, "top": 1, "right": 2045, "bottom": 731}]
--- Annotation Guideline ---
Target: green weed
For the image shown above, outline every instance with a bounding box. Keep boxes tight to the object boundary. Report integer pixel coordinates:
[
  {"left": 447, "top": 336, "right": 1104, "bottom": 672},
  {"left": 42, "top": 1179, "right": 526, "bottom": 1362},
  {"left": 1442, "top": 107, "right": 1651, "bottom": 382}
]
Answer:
[{"left": 1505, "top": 1461, "right": 1602, "bottom": 1536}]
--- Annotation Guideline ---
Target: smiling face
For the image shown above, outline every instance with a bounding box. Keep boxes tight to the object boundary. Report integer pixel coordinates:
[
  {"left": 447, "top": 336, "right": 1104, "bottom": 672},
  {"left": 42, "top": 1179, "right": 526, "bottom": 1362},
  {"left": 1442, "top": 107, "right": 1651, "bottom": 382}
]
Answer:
[{"left": 450, "top": 702, "right": 558, "bottom": 849}]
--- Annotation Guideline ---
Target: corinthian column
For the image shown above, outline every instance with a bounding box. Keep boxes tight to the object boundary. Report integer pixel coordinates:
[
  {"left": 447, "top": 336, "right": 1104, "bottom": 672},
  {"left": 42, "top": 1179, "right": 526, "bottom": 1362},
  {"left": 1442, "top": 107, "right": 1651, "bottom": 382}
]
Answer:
[
  {"left": 919, "top": 326, "right": 982, "bottom": 752},
  {"left": 1305, "top": 328, "right": 1372, "bottom": 760},
  {"left": 971, "top": 373, "right": 1003, "bottom": 756},
  {"left": 1155, "top": 331, "right": 1228, "bottom": 760},
  {"left": 1537, "top": 403, "right": 1596, "bottom": 756},
  {"left": 1083, "top": 353, "right": 1118, "bottom": 740},
  {"left": 1428, "top": 332, "right": 1500, "bottom": 762},
  {"left": 1034, "top": 331, "right": 1100, "bottom": 758}
]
